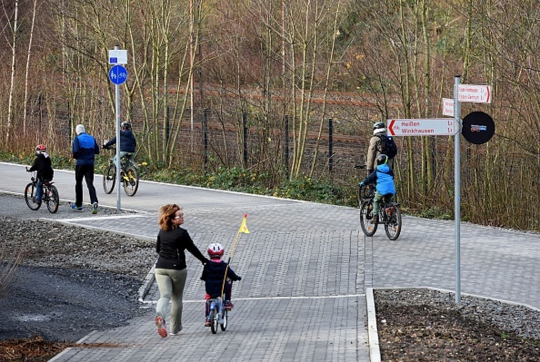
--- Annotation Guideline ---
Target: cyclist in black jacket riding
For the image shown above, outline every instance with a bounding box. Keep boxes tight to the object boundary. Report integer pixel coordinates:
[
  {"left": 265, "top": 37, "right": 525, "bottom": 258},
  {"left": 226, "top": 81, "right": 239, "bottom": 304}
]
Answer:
[
  {"left": 103, "top": 121, "right": 137, "bottom": 165},
  {"left": 28, "top": 144, "right": 54, "bottom": 205}
]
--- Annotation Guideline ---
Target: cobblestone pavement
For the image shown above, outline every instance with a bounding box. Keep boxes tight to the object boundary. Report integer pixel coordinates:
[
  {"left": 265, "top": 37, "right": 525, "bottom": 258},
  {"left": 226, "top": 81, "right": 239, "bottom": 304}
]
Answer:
[{"left": 2, "top": 162, "right": 539, "bottom": 361}]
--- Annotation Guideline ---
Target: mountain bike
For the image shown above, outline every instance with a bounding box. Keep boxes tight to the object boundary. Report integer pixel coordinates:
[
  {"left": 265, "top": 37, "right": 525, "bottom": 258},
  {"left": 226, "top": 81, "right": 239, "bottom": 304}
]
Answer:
[
  {"left": 358, "top": 183, "right": 402, "bottom": 240},
  {"left": 102, "top": 147, "right": 139, "bottom": 196},
  {"left": 207, "top": 296, "right": 228, "bottom": 334},
  {"left": 24, "top": 169, "right": 59, "bottom": 213}
]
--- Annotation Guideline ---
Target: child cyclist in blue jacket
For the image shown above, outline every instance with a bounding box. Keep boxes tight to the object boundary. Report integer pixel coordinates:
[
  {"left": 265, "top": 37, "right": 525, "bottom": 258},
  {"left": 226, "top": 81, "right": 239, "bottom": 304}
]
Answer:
[
  {"left": 201, "top": 243, "right": 241, "bottom": 327},
  {"left": 360, "top": 154, "right": 396, "bottom": 224}
]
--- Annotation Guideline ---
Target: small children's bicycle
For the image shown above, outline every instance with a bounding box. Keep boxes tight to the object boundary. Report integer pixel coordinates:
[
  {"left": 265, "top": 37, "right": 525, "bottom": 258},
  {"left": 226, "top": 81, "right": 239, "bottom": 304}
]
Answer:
[
  {"left": 207, "top": 296, "right": 228, "bottom": 334},
  {"left": 24, "top": 170, "right": 59, "bottom": 213}
]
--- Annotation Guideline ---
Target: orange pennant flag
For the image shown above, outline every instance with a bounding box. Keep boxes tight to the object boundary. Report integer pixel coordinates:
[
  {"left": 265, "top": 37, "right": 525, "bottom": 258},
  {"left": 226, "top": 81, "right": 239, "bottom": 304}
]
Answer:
[{"left": 239, "top": 214, "right": 250, "bottom": 234}]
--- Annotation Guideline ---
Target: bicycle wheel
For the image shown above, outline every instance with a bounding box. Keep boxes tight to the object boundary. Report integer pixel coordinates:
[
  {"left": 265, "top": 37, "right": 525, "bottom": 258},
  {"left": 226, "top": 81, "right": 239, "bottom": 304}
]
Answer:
[
  {"left": 360, "top": 200, "right": 377, "bottom": 236},
  {"left": 24, "top": 182, "right": 41, "bottom": 211},
  {"left": 103, "top": 163, "right": 116, "bottom": 194},
  {"left": 123, "top": 166, "right": 139, "bottom": 196},
  {"left": 210, "top": 308, "right": 218, "bottom": 334},
  {"left": 384, "top": 204, "right": 402, "bottom": 240},
  {"left": 45, "top": 185, "right": 59, "bottom": 214},
  {"left": 220, "top": 309, "right": 228, "bottom": 331}
]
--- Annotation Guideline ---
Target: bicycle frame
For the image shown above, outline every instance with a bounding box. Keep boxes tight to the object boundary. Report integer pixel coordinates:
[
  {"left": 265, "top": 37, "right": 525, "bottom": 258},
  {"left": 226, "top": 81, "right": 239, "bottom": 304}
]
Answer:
[
  {"left": 208, "top": 296, "right": 228, "bottom": 334},
  {"left": 25, "top": 171, "right": 59, "bottom": 213},
  {"left": 102, "top": 147, "right": 139, "bottom": 196},
  {"left": 358, "top": 183, "right": 402, "bottom": 240}
]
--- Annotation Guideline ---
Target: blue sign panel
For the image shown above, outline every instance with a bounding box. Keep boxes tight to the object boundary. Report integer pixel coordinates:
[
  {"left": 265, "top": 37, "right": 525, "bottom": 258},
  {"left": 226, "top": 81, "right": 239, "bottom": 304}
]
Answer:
[{"left": 108, "top": 65, "right": 128, "bottom": 85}]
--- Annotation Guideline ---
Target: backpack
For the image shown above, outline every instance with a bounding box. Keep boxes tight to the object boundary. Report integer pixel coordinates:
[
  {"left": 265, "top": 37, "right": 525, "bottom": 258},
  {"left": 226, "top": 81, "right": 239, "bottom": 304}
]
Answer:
[{"left": 377, "top": 134, "right": 398, "bottom": 159}]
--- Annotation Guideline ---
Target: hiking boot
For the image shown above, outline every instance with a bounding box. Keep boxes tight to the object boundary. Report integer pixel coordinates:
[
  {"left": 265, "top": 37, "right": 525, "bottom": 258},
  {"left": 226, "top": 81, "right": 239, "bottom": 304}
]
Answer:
[
  {"left": 92, "top": 202, "right": 99, "bottom": 214},
  {"left": 70, "top": 203, "right": 83, "bottom": 211},
  {"left": 205, "top": 318, "right": 211, "bottom": 327},
  {"left": 225, "top": 301, "right": 234, "bottom": 310},
  {"left": 370, "top": 215, "right": 379, "bottom": 224},
  {"left": 155, "top": 316, "right": 167, "bottom": 338}
]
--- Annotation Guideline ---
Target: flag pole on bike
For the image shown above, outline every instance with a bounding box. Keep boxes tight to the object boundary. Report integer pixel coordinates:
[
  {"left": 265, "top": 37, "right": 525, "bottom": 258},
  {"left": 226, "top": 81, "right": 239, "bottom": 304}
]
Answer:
[{"left": 220, "top": 214, "right": 250, "bottom": 299}]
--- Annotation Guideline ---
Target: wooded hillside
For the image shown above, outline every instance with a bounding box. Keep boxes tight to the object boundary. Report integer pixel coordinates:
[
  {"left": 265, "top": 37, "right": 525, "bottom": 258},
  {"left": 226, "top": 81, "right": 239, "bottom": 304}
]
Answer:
[{"left": 1, "top": 0, "right": 539, "bottom": 230}]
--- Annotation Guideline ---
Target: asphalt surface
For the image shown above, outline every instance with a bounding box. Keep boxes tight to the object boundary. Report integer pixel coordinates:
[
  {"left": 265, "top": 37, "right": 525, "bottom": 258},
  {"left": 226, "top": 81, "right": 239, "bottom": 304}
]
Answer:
[{"left": 1, "top": 161, "right": 539, "bottom": 361}]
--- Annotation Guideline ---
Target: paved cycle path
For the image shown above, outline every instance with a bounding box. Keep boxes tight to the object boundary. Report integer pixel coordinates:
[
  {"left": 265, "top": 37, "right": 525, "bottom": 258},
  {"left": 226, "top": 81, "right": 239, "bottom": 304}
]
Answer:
[{"left": 1, "top": 162, "right": 539, "bottom": 361}]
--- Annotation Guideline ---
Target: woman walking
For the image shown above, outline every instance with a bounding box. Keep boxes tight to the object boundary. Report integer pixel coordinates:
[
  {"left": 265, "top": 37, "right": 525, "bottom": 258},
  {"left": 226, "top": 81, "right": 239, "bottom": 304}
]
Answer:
[{"left": 154, "top": 204, "right": 209, "bottom": 337}]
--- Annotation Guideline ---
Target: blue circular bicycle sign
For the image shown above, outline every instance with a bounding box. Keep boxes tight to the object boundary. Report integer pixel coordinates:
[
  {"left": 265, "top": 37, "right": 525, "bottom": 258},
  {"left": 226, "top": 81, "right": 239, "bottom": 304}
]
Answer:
[{"left": 108, "top": 65, "right": 128, "bottom": 85}]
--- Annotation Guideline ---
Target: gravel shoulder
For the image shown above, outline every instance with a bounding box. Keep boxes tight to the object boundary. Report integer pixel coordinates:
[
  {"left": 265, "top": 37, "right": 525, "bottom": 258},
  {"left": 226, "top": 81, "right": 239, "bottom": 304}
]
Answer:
[{"left": 0, "top": 214, "right": 156, "bottom": 343}]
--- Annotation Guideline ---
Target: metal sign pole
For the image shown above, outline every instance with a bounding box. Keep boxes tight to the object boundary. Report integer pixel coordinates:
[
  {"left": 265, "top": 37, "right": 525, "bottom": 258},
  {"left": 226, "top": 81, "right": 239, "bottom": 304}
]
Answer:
[
  {"left": 454, "top": 75, "right": 462, "bottom": 303},
  {"left": 115, "top": 82, "right": 121, "bottom": 210},
  {"left": 114, "top": 45, "right": 121, "bottom": 210},
  {"left": 108, "top": 46, "right": 128, "bottom": 211}
]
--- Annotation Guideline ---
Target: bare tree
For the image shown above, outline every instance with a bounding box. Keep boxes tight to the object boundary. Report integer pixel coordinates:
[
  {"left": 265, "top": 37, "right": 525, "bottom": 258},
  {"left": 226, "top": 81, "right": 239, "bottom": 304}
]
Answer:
[
  {"left": 22, "top": 0, "right": 38, "bottom": 135},
  {"left": 4, "top": 0, "right": 19, "bottom": 145}
]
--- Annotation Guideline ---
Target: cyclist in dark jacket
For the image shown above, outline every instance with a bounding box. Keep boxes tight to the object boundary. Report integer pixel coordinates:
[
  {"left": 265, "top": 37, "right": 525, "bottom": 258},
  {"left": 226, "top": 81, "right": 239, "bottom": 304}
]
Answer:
[
  {"left": 201, "top": 242, "right": 241, "bottom": 327},
  {"left": 71, "top": 124, "right": 100, "bottom": 213},
  {"left": 360, "top": 154, "right": 396, "bottom": 224},
  {"left": 103, "top": 121, "right": 137, "bottom": 165},
  {"left": 28, "top": 144, "right": 54, "bottom": 205}
]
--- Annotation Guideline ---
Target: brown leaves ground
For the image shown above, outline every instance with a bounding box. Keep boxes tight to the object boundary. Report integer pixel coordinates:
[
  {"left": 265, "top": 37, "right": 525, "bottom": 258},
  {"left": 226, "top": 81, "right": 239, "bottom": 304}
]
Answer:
[
  {"left": 376, "top": 303, "right": 540, "bottom": 361},
  {"left": 0, "top": 337, "right": 127, "bottom": 362}
]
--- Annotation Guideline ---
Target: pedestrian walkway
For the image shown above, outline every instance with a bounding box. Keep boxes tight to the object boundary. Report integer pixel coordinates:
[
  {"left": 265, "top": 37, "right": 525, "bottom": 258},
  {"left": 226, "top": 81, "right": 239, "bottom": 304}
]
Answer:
[
  {"left": 1, "top": 162, "right": 539, "bottom": 361},
  {"left": 48, "top": 203, "right": 540, "bottom": 361},
  {"left": 49, "top": 203, "right": 371, "bottom": 361}
]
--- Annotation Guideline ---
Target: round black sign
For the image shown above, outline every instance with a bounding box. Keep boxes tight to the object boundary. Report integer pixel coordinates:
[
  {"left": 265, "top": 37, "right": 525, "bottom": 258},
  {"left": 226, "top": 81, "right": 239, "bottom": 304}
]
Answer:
[{"left": 462, "top": 111, "right": 495, "bottom": 144}]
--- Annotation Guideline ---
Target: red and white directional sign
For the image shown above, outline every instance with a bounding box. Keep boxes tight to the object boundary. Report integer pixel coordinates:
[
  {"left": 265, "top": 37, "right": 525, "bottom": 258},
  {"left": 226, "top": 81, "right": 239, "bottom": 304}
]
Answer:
[
  {"left": 442, "top": 98, "right": 454, "bottom": 117},
  {"left": 458, "top": 84, "right": 492, "bottom": 104},
  {"left": 388, "top": 118, "right": 457, "bottom": 136}
]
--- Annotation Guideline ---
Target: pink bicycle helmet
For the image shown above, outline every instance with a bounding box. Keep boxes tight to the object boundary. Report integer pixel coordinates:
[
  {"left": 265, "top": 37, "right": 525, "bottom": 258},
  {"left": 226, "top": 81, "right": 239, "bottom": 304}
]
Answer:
[{"left": 207, "top": 243, "right": 225, "bottom": 259}]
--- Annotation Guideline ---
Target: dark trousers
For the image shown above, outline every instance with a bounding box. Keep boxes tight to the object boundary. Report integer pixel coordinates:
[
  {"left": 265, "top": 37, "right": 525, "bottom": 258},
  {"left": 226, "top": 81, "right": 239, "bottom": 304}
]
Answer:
[{"left": 75, "top": 164, "right": 98, "bottom": 207}]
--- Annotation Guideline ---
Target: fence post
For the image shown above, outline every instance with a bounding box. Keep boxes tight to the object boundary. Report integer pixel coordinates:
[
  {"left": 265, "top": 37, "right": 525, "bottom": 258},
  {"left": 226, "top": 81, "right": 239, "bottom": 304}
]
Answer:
[
  {"left": 203, "top": 108, "right": 208, "bottom": 172},
  {"left": 164, "top": 105, "right": 170, "bottom": 153},
  {"left": 285, "top": 115, "right": 289, "bottom": 179},
  {"left": 243, "top": 112, "right": 248, "bottom": 167},
  {"left": 328, "top": 118, "right": 333, "bottom": 174}
]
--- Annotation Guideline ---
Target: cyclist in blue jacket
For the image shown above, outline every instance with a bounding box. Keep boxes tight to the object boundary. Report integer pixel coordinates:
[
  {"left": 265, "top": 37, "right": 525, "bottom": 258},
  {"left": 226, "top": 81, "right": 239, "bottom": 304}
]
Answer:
[
  {"left": 360, "top": 154, "right": 396, "bottom": 224},
  {"left": 71, "top": 124, "right": 100, "bottom": 213}
]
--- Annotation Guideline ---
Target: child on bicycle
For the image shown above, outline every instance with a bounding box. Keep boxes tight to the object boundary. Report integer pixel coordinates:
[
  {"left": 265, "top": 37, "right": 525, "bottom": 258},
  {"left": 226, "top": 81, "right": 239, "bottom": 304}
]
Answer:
[
  {"left": 27, "top": 144, "right": 54, "bottom": 206},
  {"left": 200, "top": 242, "right": 242, "bottom": 327},
  {"left": 359, "top": 153, "right": 395, "bottom": 224}
]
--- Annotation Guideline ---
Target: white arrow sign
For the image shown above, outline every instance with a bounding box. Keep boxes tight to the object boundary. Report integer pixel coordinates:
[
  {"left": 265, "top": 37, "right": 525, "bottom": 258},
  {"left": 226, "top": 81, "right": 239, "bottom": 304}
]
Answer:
[
  {"left": 458, "top": 84, "right": 492, "bottom": 104},
  {"left": 388, "top": 118, "right": 458, "bottom": 136}
]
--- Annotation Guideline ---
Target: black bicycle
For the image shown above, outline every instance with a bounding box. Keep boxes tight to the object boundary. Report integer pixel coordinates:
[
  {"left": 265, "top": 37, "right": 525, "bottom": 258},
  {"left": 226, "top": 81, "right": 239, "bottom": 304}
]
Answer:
[
  {"left": 24, "top": 169, "right": 59, "bottom": 213},
  {"left": 358, "top": 183, "right": 402, "bottom": 240},
  {"left": 102, "top": 147, "right": 139, "bottom": 196}
]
